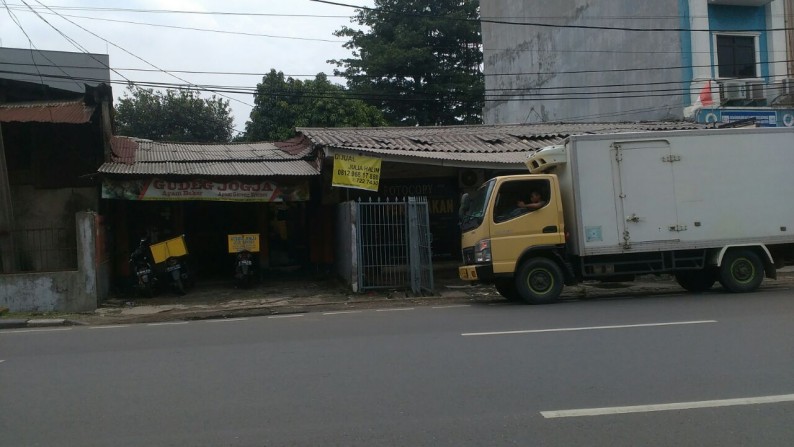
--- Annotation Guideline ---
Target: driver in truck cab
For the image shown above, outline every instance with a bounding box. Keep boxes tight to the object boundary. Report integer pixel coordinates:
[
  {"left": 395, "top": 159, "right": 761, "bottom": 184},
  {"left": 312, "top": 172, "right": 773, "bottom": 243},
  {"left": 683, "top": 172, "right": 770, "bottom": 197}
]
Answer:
[{"left": 517, "top": 191, "right": 546, "bottom": 211}]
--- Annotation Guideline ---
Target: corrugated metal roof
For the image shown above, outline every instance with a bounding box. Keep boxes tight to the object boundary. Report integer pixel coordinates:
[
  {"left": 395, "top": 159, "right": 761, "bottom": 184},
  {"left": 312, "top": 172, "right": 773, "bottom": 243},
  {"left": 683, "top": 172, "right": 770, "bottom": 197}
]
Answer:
[
  {"left": 298, "top": 122, "right": 706, "bottom": 160},
  {"left": 101, "top": 136, "right": 319, "bottom": 177},
  {"left": 98, "top": 160, "right": 319, "bottom": 176},
  {"left": 0, "top": 99, "right": 95, "bottom": 123},
  {"left": 133, "top": 140, "right": 313, "bottom": 162}
]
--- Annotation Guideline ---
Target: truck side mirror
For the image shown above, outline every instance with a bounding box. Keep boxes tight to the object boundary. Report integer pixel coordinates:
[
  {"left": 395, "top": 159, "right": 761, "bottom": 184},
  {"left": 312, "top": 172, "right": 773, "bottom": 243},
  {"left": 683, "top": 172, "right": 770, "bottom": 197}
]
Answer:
[{"left": 459, "top": 193, "right": 470, "bottom": 218}]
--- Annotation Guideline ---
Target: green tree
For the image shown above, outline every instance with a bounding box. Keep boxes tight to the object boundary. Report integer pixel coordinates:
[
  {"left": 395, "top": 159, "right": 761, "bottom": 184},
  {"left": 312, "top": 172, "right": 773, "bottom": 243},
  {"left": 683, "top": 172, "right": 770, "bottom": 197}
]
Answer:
[
  {"left": 244, "top": 70, "right": 386, "bottom": 141},
  {"left": 331, "top": 0, "right": 483, "bottom": 126},
  {"left": 115, "top": 87, "right": 234, "bottom": 142}
]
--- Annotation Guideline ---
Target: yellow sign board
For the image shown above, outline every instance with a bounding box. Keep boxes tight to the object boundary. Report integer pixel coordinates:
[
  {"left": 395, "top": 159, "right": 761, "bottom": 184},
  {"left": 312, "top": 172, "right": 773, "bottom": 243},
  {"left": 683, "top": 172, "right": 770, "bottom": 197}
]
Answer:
[
  {"left": 227, "top": 233, "right": 260, "bottom": 253},
  {"left": 331, "top": 153, "right": 381, "bottom": 192}
]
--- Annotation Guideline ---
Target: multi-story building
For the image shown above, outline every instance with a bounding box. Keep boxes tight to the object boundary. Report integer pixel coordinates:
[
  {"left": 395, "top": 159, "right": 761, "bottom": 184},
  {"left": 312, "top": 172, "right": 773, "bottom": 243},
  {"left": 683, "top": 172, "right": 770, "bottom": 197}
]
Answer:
[{"left": 482, "top": 0, "right": 794, "bottom": 127}]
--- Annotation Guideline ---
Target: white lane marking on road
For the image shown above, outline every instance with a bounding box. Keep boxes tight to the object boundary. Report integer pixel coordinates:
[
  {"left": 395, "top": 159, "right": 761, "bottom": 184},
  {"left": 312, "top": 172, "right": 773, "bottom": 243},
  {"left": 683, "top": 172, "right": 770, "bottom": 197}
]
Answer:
[
  {"left": 432, "top": 305, "right": 471, "bottom": 309},
  {"left": 0, "top": 360, "right": 5, "bottom": 363},
  {"left": 206, "top": 318, "right": 248, "bottom": 323},
  {"left": 90, "top": 325, "right": 131, "bottom": 329},
  {"left": 376, "top": 308, "right": 415, "bottom": 312},
  {"left": 1, "top": 328, "right": 73, "bottom": 334},
  {"left": 462, "top": 320, "right": 717, "bottom": 336},
  {"left": 323, "top": 311, "right": 363, "bottom": 316},
  {"left": 541, "top": 393, "right": 794, "bottom": 418},
  {"left": 147, "top": 322, "right": 189, "bottom": 326},
  {"left": 268, "top": 314, "right": 304, "bottom": 319}
]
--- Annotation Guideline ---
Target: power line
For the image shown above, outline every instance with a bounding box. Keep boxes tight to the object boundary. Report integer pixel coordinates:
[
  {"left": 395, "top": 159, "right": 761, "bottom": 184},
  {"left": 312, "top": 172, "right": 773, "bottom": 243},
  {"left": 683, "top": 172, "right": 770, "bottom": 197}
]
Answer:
[
  {"left": 4, "top": 3, "right": 354, "bottom": 18},
  {"left": 310, "top": 0, "right": 794, "bottom": 33},
  {"left": 0, "top": 67, "right": 755, "bottom": 104},
  {"left": 1, "top": 0, "right": 83, "bottom": 90},
  {"left": 6, "top": 3, "right": 791, "bottom": 21},
  {"left": 6, "top": 8, "right": 347, "bottom": 43},
  {"left": 18, "top": 0, "right": 135, "bottom": 85},
  {"left": 28, "top": 0, "right": 250, "bottom": 135},
  {"left": 5, "top": 57, "right": 792, "bottom": 81}
]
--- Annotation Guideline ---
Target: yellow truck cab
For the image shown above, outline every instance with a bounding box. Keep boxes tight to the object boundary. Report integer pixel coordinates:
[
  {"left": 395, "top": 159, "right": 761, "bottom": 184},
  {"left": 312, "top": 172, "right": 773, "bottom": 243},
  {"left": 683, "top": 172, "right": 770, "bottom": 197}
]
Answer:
[{"left": 459, "top": 174, "right": 567, "bottom": 303}]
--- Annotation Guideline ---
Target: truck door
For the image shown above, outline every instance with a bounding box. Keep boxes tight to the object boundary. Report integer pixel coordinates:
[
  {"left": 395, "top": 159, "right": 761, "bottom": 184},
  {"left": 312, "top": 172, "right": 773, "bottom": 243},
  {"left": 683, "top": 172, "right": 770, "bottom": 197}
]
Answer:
[
  {"left": 613, "top": 140, "right": 679, "bottom": 247},
  {"left": 489, "top": 177, "right": 564, "bottom": 274}
]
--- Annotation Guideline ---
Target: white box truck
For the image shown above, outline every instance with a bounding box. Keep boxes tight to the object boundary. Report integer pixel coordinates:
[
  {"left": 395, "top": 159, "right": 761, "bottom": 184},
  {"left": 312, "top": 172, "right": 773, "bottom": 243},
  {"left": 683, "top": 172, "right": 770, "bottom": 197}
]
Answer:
[{"left": 458, "top": 127, "right": 794, "bottom": 303}]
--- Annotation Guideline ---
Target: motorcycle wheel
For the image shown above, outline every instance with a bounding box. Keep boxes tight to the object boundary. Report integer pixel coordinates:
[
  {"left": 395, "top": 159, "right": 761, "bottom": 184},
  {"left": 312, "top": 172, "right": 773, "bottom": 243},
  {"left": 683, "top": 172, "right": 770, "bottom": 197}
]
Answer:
[{"left": 174, "top": 277, "right": 186, "bottom": 295}]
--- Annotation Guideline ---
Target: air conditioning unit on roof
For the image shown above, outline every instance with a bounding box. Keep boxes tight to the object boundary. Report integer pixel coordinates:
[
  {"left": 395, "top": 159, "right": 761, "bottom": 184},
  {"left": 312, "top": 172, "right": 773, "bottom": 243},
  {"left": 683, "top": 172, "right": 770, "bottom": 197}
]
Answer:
[
  {"left": 745, "top": 81, "right": 765, "bottom": 100},
  {"left": 720, "top": 80, "right": 746, "bottom": 101}
]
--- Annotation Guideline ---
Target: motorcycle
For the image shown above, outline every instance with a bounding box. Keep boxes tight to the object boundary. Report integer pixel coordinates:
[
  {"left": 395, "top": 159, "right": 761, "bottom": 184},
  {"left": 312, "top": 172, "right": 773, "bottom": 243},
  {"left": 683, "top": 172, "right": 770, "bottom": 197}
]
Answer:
[
  {"left": 129, "top": 238, "right": 156, "bottom": 297},
  {"left": 149, "top": 235, "right": 192, "bottom": 296},
  {"left": 163, "top": 255, "right": 189, "bottom": 295},
  {"left": 234, "top": 250, "right": 256, "bottom": 288}
]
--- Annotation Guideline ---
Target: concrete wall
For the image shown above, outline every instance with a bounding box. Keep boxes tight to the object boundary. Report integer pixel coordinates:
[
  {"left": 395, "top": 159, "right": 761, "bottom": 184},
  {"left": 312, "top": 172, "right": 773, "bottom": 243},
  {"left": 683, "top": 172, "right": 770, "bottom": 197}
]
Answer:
[
  {"left": 0, "top": 48, "right": 110, "bottom": 94},
  {"left": 0, "top": 212, "right": 104, "bottom": 312},
  {"left": 482, "top": 0, "right": 684, "bottom": 124}
]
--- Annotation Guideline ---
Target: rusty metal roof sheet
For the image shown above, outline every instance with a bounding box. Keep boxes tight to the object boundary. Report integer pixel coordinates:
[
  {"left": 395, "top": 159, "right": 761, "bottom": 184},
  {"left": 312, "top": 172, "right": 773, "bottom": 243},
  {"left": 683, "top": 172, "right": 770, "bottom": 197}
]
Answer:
[
  {"left": 298, "top": 122, "right": 706, "bottom": 163},
  {"left": 133, "top": 140, "right": 313, "bottom": 162},
  {"left": 98, "top": 160, "right": 318, "bottom": 176},
  {"left": 0, "top": 99, "right": 95, "bottom": 123},
  {"left": 101, "top": 137, "right": 318, "bottom": 177}
]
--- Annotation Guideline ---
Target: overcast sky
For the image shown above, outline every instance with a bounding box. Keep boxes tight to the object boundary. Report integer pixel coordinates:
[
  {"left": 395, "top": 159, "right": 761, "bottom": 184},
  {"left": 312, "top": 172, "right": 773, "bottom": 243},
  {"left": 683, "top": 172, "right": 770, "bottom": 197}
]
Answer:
[{"left": 0, "top": 0, "right": 375, "bottom": 136}]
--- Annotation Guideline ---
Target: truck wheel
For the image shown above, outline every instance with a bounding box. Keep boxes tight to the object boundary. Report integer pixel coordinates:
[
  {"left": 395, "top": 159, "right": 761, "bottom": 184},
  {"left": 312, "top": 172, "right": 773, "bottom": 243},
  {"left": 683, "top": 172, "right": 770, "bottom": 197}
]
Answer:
[
  {"left": 494, "top": 279, "right": 520, "bottom": 301},
  {"left": 515, "top": 258, "right": 564, "bottom": 304},
  {"left": 718, "top": 249, "right": 764, "bottom": 293},
  {"left": 674, "top": 269, "right": 716, "bottom": 293}
]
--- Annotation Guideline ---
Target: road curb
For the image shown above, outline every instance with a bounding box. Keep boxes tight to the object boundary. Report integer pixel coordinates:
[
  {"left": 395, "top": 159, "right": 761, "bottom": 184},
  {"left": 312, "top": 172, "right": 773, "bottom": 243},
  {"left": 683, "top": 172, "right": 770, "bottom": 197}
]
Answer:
[{"left": 0, "top": 319, "right": 29, "bottom": 329}]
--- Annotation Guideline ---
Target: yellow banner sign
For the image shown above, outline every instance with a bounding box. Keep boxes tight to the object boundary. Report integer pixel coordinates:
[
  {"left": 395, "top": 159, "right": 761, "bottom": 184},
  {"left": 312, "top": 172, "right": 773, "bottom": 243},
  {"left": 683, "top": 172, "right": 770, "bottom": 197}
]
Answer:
[
  {"left": 227, "top": 234, "right": 260, "bottom": 253},
  {"left": 331, "top": 153, "right": 381, "bottom": 191}
]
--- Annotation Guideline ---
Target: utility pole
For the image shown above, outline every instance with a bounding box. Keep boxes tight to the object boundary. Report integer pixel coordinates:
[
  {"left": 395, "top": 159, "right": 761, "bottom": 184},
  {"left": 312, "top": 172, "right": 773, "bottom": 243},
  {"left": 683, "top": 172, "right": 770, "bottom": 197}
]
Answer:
[{"left": 787, "top": 0, "right": 794, "bottom": 76}]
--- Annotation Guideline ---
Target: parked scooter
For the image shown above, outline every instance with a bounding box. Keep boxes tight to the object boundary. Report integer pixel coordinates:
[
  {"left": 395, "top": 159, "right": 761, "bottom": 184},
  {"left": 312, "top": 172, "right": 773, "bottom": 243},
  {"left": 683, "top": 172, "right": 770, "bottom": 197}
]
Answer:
[
  {"left": 129, "top": 238, "right": 156, "bottom": 297},
  {"left": 234, "top": 250, "right": 256, "bottom": 288},
  {"left": 228, "top": 233, "right": 260, "bottom": 289},
  {"left": 163, "top": 255, "right": 189, "bottom": 295},
  {"left": 149, "top": 235, "right": 192, "bottom": 296}
]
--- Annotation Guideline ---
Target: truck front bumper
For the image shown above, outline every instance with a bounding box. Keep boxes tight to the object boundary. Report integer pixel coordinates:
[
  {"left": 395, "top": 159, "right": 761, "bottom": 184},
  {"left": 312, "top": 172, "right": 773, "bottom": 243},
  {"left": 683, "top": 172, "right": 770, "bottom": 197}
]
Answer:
[{"left": 458, "top": 264, "right": 494, "bottom": 282}]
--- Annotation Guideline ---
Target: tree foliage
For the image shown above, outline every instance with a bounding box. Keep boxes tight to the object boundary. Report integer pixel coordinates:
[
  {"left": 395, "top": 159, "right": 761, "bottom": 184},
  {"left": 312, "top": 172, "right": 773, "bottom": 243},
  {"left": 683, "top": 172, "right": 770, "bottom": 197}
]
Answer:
[
  {"left": 244, "top": 70, "right": 386, "bottom": 141},
  {"left": 331, "top": 0, "right": 483, "bottom": 126},
  {"left": 115, "top": 87, "right": 234, "bottom": 142}
]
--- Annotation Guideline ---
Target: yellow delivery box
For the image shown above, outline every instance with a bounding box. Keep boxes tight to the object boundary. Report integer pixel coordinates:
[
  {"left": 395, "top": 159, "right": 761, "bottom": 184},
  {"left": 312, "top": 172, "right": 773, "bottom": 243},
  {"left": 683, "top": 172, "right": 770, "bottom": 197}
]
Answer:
[
  {"left": 227, "top": 233, "right": 260, "bottom": 253},
  {"left": 149, "top": 235, "right": 188, "bottom": 264}
]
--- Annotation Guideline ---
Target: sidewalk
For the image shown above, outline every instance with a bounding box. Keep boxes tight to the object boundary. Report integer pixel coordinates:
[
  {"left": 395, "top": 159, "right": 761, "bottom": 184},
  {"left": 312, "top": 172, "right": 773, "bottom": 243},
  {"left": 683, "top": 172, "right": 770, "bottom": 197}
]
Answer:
[{"left": 3, "top": 266, "right": 793, "bottom": 329}]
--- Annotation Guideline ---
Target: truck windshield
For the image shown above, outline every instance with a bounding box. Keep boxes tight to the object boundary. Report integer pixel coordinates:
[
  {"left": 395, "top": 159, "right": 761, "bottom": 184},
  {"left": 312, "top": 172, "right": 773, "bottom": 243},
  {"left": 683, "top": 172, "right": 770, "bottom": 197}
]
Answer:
[{"left": 459, "top": 180, "right": 494, "bottom": 232}]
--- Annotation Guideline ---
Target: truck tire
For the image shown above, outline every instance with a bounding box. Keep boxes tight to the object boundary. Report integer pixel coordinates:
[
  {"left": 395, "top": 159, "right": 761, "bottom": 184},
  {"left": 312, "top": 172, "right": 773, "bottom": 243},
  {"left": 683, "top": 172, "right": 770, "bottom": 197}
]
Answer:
[
  {"left": 494, "top": 279, "right": 520, "bottom": 301},
  {"left": 718, "top": 249, "right": 764, "bottom": 293},
  {"left": 515, "top": 258, "right": 564, "bottom": 304},
  {"left": 674, "top": 269, "right": 716, "bottom": 293}
]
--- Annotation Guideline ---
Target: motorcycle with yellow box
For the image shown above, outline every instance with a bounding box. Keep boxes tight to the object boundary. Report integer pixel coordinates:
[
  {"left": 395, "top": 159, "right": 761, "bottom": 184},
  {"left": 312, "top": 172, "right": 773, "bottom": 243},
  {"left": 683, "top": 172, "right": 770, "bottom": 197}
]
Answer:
[
  {"left": 228, "top": 233, "right": 259, "bottom": 288},
  {"left": 149, "top": 235, "right": 192, "bottom": 295}
]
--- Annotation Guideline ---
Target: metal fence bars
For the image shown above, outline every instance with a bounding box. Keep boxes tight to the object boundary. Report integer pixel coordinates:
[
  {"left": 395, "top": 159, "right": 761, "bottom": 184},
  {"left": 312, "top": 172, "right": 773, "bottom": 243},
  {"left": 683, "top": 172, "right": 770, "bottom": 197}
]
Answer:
[
  {"left": 0, "top": 226, "right": 77, "bottom": 273},
  {"left": 356, "top": 197, "right": 433, "bottom": 294}
]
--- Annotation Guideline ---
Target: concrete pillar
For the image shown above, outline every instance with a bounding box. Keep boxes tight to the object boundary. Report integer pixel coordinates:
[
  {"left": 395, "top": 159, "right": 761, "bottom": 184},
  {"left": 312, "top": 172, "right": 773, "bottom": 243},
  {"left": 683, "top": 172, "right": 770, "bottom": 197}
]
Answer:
[{"left": 75, "top": 211, "right": 99, "bottom": 311}]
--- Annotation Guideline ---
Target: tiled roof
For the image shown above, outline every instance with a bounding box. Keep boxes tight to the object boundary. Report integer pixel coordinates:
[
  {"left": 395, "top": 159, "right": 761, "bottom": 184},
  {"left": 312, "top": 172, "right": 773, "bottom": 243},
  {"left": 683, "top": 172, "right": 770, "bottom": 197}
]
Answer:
[
  {"left": 99, "top": 137, "right": 319, "bottom": 177},
  {"left": 298, "top": 122, "right": 706, "bottom": 164},
  {"left": 0, "top": 99, "right": 95, "bottom": 123}
]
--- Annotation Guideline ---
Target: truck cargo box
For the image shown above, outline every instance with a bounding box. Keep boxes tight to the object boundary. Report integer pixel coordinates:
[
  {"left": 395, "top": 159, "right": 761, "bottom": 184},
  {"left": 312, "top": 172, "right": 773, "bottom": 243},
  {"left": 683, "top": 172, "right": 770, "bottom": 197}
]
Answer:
[{"left": 537, "top": 127, "right": 794, "bottom": 257}]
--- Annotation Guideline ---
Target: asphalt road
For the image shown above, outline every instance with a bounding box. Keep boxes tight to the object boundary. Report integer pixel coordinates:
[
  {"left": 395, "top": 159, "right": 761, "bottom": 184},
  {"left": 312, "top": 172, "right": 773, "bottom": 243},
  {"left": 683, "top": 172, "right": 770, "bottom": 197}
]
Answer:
[{"left": 2, "top": 287, "right": 794, "bottom": 446}]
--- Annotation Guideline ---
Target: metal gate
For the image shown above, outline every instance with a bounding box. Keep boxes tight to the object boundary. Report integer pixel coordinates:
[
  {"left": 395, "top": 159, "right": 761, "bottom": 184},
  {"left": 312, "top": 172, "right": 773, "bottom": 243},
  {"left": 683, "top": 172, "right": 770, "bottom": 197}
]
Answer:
[{"left": 356, "top": 197, "right": 433, "bottom": 294}]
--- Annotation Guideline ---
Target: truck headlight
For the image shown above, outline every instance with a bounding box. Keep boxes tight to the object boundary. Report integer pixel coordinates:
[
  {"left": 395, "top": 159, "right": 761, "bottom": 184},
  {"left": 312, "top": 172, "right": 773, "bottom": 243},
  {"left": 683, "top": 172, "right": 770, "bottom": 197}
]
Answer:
[{"left": 475, "top": 239, "right": 491, "bottom": 263}]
